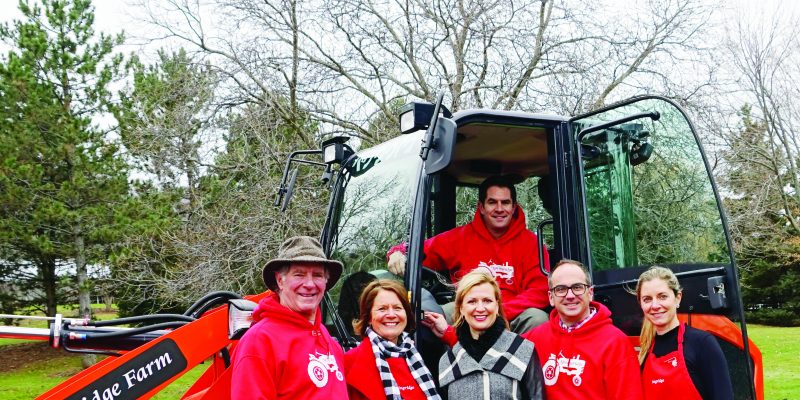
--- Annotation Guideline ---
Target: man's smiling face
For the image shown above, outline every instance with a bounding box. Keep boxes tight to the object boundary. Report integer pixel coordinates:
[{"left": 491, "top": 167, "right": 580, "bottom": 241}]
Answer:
[
  {"left": 548, "top": 263, "right": 593, "bottom": 326},
  {"left": 276, "top": 263, "right": 328, "bottom": 321}
]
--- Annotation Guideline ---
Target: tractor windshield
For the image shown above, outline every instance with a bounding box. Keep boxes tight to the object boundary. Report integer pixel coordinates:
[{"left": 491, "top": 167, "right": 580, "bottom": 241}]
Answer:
[
  {"left": 324, "top": 132, "right": 422, "bottom": 335},
  {"left": 571, "top": 98, "right": 756, "bottom": 399}
]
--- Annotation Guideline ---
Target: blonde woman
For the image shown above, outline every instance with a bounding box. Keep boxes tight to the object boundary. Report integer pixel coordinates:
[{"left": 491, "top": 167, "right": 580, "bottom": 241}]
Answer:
[
  {"left": 635, "top": 266, "right": 733, "bottom": 400},
  {"left": 423, "top": 270, "right": 544, "bottom": 399}
]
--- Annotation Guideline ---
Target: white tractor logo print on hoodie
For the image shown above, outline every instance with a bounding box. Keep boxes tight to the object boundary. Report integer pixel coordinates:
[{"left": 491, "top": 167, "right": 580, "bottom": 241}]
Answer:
[
  {"left": 307, "top": 351, "right": 344, "bottom": 388},
  {"left": 542, "top": 352, "right": 587, "bottom": 387}
]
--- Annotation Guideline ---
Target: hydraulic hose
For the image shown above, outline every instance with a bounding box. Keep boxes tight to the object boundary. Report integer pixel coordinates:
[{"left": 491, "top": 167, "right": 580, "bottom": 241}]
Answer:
[
  {"left": 67, "top": 321, "right": 189, "bottom": 341},
  {"left": 183, "top": 291, "right": 242, "bottom": 317},
  {"left": 87, "top": 314, "right": 195, "bottom": 327}
]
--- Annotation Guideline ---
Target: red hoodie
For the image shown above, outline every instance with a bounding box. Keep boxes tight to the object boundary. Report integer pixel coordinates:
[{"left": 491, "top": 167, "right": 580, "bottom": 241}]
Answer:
[
  {"left": 522, "top": 302, "right": 642, "bottom": 400},
  {"left": 230, "top": 293, "right": 348, "bottom": 399},
  {"left": 389, "top": 205, "right": 549, "bottom": 319}
]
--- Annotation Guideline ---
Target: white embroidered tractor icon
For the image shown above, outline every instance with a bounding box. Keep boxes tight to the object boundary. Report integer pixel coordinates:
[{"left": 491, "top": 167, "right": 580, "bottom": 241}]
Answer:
[
  {"left": 477, "top": 261, "right": 515, "bottom": 285},
  {"left": 307, "top": 352, "right": 344, "bottom": 388},
  {"left": 542, "top": 352, "right": 587, "bottom": 387}
]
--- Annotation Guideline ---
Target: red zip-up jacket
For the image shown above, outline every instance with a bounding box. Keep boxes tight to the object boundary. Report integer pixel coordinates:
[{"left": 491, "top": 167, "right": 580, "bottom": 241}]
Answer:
[{"left": 230, "top": 293, "right": 348, "bottom": 399}]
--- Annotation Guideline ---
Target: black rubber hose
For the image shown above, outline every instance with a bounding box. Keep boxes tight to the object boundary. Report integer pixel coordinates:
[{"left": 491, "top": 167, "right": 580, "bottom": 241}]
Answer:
[
  {"left": 68, "top": 321, "right": 189, "bottom": 341},
  {"left": 183, "top": 291, "right": 242, "bottom": 317},
  {"left": 89, "top": 314, "right": 196, "bottom": 327},
  {"left": 189, "top": 297, "right": 234, "bottom": 319},
  {"left": 220, "top": 347, "right": 231, "bottom": 368}
]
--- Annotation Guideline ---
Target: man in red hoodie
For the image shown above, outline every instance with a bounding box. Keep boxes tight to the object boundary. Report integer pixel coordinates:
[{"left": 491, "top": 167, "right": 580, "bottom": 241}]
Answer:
[
  {"left": 387, "top": 175, "right": 550, "bottom": 333},
  {"left": 230, "top": 236, "right": 348, "bottom": 399},
  {"left": 522, "top": 259, "right": 642, "bottom": 399}
]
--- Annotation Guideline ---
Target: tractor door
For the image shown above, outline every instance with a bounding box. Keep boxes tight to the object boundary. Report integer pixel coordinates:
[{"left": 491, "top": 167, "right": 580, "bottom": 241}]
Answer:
[
  {"left": 320, "top": 132, "right": 423, "bottom": 344},
  {"left": 569, "top": 96, "right": 760, "bottom": 399}
]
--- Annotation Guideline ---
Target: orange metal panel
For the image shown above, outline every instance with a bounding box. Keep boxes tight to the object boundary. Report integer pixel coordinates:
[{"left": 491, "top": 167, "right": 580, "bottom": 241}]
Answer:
[
  {"left": 36, "top": 292, "right": 267, "bottom": 400},
  {"left": 677, "top": 314, "right": 764, "bottom": 400}
]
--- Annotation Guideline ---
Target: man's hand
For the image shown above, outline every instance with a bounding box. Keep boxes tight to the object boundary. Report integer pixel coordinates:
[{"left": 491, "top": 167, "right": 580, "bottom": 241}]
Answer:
[{"left": 387, "top": 251, "right": 407, "bottom": 276}]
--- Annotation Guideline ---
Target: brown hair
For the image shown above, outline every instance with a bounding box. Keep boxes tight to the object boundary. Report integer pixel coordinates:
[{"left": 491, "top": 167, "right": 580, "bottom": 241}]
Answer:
[
  {"left": 634, "top": 266, "right": 682, "bottom": 364},
  {"left": 479, "top": 175, "right": 517, "bottom": 204},
  {"left": 452, "top": 270, "right": 509, "bottom": 330},
  {"left": 353, "top": 279, "right": 415, "bottom": 337},
  {"left": 548, "top": 259, "right": 592, "bottom": 287}
]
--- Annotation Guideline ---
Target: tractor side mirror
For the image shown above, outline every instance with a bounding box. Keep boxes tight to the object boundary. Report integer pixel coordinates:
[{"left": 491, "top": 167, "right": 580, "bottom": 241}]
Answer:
[{"left": 425, "top": 117, "right": 457, "bottom": 174}]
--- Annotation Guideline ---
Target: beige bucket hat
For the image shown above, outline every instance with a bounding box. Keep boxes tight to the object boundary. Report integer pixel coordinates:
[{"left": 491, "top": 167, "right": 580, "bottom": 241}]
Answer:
[{"left": 262, "top": 236, "right": 343, "bottom": 291}]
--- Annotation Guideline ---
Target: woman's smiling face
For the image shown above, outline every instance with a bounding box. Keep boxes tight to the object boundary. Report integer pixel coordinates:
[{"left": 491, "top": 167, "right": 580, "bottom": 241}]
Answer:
[
  {"left": 639, "top": 278, "right": 682, "bottom": 334},
  {"left": 460, "top": 282, "right": 498, "bottom": 337},
  {"left": 370, "top": 289, "right": 407, "bottom": 343}
]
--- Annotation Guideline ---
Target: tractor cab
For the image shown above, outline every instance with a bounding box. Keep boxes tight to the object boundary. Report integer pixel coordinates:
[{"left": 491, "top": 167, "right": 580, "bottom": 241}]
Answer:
[{"left": 312, "top": 96, "right": 761, "bottom": 399}]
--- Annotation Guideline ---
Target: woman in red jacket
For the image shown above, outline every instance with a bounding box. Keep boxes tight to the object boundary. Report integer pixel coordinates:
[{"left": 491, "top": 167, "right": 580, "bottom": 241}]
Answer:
[
  {"left": 344, "top": 279, "right": 441, "bottom": 400},
  {"left": 635, "top": 266, "right": 734, "bottom": 400}
]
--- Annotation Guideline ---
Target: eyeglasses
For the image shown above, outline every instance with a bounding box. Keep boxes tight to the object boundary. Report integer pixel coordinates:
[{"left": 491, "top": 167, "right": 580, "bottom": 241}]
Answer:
[{"left": 549, "top": 283, "right": 590, "bottom": 297}]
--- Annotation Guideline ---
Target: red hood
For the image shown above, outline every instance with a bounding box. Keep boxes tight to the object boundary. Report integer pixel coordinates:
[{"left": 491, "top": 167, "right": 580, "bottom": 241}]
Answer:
[
  {"left": 546, "top": 301, "right": 613, "bottom": 336},
  {"left": 251, "top": 291, "right": 322, "bottom": 328},
  {"left": 469, "top": 204, "right": 527, "bottom": 243}
]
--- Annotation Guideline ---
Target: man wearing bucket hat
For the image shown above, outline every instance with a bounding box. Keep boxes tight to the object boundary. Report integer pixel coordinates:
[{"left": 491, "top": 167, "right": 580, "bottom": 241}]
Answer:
[{"left": 231, "top": 236, "right": 348, "bottom": 399}]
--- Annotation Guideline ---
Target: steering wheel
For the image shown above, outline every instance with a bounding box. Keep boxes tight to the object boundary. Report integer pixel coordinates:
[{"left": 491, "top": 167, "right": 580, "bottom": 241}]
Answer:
[{"left": 420, "top": 266, "right": 454, "bottom": 305}]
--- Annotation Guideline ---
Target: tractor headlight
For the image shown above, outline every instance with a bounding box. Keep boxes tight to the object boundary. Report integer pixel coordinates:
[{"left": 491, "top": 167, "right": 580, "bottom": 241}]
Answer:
[
  {"left": 321, "top": 136, "right": 352, "bottom": 165},
  {"left": 228, "top": 299, "right": 258, "bottom": 340}
]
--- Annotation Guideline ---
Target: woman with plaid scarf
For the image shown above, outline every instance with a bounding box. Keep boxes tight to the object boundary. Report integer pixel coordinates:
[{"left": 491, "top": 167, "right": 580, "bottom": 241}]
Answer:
[
  {"left": 424, "top": 270, "right": 545, "bottom": 400},
  {"left": 344, "top": 279, "right": 442, "bottom": 400}
]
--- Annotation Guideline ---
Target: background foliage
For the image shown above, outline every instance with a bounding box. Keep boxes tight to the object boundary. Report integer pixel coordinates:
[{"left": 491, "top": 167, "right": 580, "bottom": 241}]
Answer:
[{"left": 0, "top": 0, "right": 797, "bottom": 325}]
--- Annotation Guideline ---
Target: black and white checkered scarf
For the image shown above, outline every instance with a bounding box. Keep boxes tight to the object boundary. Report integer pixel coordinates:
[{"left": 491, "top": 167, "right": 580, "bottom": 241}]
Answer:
[{"left": 366, "top": 327, "right": 441, "bottom": 400}]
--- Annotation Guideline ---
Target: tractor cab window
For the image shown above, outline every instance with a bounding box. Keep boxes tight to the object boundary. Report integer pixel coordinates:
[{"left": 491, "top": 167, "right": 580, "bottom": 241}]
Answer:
[
  {"left": 453, "top": 177, "right": 552, "bottom": 229},
  {"left": 440, "top": 118, "right": 556, "bottom": 267},
  {"left": 326, "top": 131, "right": 422, "bottom": 336},
  {"left": 573, "top": 98, "right": 731, "bottom": 274}
]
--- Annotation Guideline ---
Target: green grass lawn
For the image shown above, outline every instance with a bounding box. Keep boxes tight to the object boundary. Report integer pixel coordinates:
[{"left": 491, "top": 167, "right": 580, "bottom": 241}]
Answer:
[
  {"left": 0, "top": 304, "right": 208, "bottom": 399},
  {"left": 0, "top": 352, "right": 85, "bottom": 400},
  {"left": 0, "top": 346, "right": 206, "bottom": 400},
  {"left": 748, "top": 324, "right": 800, "bottom": 400},
  {"left": 0, "top": 338, "right": 32, "bottom": 346}
]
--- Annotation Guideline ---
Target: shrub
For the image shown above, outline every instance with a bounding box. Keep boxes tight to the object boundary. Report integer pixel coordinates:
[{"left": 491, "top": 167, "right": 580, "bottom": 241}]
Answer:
[{"left": 746, "top": 308, "right": 800, "bottom": 327}]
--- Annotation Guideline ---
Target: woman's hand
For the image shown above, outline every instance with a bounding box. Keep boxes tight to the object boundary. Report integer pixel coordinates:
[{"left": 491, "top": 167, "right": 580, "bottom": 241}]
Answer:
[{"left": 421, "top": 311, "right": 449, "bottom": 338}]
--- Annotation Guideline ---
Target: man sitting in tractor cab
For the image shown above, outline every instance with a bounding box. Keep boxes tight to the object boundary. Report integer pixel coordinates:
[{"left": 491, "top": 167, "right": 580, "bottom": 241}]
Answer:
[{"left": 387, "top": 175, "right": 550, "bottom": 333}]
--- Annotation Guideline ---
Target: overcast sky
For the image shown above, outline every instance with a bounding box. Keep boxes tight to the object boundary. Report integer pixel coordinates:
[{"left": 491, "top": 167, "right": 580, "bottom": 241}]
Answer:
[{"left": 1, "top": 0, "right": 795, "bottom": 61}]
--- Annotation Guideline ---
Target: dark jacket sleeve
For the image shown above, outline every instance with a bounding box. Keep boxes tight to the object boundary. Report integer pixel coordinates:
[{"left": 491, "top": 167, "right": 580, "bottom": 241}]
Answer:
[
  {"left": 692, "top": 332, "right": 734, "bottom": 400},
  {"left": 521, "top": 350, "right": 545, "bottom": 400}
]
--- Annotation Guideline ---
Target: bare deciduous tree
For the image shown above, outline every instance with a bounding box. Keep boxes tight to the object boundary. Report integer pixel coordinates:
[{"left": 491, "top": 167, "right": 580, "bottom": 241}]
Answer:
[
  {"left": 138, "top": 0, "right": 719, "bottom": 143},
  {"left": 719, "top": 8, "right": 800, "bottom": 265},
  {"left": 114, "top": 0, "right": 725, "bottom": 307}
]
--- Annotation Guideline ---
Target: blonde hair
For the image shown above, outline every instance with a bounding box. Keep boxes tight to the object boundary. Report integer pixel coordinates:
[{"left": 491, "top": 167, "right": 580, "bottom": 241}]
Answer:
[
  {"left": 634, "top": 266, "right": 682, "bottom": 364},
  {"left": 452, "top": 270, "right": 510, "bottom": 330}
]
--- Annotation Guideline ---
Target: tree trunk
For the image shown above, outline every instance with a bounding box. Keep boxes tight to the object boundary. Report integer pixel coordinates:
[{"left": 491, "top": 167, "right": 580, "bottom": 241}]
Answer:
[
  {"left": 104, "top": 294, "right": 114, "bottom": 312},
  {"left": 74, "top": 224, "right": 97, "bottom": 368},
  {"left": 40, "top": 257, "right": 58, "bottom": 317}
]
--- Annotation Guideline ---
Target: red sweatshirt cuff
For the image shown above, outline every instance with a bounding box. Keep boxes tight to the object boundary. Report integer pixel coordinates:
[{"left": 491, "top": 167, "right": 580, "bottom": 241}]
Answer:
[{"left": 441, "top": 325, "right": 457, "bottom": 347}]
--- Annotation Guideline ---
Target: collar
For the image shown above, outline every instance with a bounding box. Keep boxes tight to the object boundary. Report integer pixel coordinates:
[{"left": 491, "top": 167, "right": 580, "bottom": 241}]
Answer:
[
  {"left": 456, "top": 317, "right": 507, "bottom": 361},
  {"left": 559, "top": 306, "right": 597, "bottom": 332}
]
